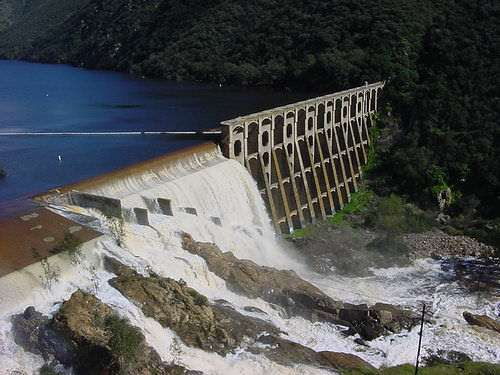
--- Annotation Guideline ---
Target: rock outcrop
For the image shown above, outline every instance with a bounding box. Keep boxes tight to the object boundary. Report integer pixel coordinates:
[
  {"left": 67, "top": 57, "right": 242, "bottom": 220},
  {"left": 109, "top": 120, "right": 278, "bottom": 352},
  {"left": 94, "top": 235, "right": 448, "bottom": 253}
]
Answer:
[
  {"left": 105, "top": 257, "right": 373, "bottom": 372},
  {"left": 12, "top": 306, "right": 74, "bottom": 368},
  {"left": 181, "top": 233, "right": 419, "bottom": 340},
  {"left": 463, "top": 312, "right": 500, "bottom": 333},
  {"left": 106, "top": 256, "right": 265, "bottom": 355},
  {"left": 12, "top": 291, "right": 195, "bottom": 375},
  {"left": 319, "top": 351, "right": 376, "bottom": 372}
]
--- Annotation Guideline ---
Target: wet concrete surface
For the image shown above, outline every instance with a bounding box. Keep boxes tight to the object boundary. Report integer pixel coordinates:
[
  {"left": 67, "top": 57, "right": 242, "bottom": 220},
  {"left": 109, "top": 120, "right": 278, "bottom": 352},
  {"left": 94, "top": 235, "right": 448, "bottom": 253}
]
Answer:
[{"left": 0, "top": 208, "right": 101, "bottom": 277}]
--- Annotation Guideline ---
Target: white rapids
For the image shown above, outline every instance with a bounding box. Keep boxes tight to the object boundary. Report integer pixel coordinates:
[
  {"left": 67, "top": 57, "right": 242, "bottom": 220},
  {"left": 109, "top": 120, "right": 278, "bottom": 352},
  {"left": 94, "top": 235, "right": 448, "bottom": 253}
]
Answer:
[{"left": 0, "top": 147, "right": 499, "bottom": 374}]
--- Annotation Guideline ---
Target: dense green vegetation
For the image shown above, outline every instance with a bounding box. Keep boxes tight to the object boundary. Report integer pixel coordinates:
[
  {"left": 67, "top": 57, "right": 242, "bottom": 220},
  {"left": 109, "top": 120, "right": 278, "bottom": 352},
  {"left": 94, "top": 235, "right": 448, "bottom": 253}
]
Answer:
[
  {"left": 290, "top": 188, "right": 431, "bottom": 239},
  {"left": 104, "top": 314, "right": 144, "bottom": 371},
  {"left": 0, "top": 0, "right": 90, "bottom": 54},
  {"left": 0, "top": 0, "right": 498, "bottom": 228}
]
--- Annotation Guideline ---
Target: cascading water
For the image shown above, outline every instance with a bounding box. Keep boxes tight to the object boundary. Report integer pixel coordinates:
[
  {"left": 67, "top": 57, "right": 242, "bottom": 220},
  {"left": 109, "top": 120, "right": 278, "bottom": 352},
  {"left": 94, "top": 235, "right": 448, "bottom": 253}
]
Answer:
[{"left": 0, "top": 146, "right": 498, "bottom": 374}]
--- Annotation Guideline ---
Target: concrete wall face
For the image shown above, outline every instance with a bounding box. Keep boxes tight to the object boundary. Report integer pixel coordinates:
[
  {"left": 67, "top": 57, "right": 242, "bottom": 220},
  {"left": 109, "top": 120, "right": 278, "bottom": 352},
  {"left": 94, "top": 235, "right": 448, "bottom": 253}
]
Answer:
[
  {"left": 222, "top": 82, "right": 384, "bottom": 233},
  {"left": 70, "top": 192, "right": 122, "bottom": 219}
]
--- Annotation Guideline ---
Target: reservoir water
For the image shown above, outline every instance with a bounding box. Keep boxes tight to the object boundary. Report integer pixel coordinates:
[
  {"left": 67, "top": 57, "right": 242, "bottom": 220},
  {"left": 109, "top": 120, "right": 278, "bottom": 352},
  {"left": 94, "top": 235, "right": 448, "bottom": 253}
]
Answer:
[{"left": 0, "top": 60, "right": 306, "bottom": 217}]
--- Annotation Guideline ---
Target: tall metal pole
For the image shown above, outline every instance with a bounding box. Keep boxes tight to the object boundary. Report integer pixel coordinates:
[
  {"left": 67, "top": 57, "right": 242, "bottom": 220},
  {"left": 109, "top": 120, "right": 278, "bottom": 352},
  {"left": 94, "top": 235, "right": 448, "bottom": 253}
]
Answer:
[{"left": 415, "top": 303, "right": 426, "bottom": 375}]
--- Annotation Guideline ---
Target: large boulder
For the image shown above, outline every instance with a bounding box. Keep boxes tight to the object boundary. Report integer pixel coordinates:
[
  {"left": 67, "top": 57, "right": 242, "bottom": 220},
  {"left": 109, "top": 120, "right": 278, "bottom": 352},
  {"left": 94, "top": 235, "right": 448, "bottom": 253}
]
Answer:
[
  {"left": 12, "top": 291, "right": 195, "bottom": 375},
  {"left": 463, "top": 312, "right": 500, "bottom": 333},
  {"left": 54, "top": 290, "right": 197, "bottom": 375},
  {"left": 105, "top": 257, "right": 376, "bottom": 372},
  {"left": 181, "top": 233, "right": 418, "bottom": 340},
  {"left": 11, "top": 306, "right": 74, "bottom": 366},
  {"left": 105, "top": 256, "right": 279, "bottom": 355},
  {"left": 319, "top": 351, "right": 376, "bottom": 372}
]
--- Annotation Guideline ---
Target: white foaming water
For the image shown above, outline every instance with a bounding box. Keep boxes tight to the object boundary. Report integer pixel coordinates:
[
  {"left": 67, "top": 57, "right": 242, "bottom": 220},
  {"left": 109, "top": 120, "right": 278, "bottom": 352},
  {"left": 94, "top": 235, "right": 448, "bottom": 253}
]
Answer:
[{"left": 1, "top": 148, "right": 499, "bottom": 374}]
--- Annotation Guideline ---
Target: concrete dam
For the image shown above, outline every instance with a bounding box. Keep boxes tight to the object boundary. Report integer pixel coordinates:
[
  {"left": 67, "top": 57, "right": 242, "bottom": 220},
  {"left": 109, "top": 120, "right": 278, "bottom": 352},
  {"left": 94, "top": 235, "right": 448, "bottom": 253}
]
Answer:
[
  {"left": 40, "top": 81, "right": 384, "bottom": 232},
  {"left": 2, "top": 82, "right": 500, "bottom": 374},
  {"left": 0, "top": 82, "right": 384, "bottom": 278},
  {"left": 221, "top": 82, "right": 384, "bottom": 233}
]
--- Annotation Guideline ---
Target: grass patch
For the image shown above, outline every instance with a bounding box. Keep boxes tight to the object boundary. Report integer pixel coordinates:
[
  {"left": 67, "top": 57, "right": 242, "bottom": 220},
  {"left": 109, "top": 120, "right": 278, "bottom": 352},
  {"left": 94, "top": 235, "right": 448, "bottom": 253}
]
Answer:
[
  {"left": 289, "top": 192, "right": 432, "bottom": 239},
  {"left": 341, "top": 361, "right": 500, "bottom": 374},
  {"left": 365, "top": 194, "right": 432, "bottom": 234},
  {"left": 52, "top": 233, "right": 81, "bottom": 255},
  {"left": 39, "top": 364, "right": 58, "bottom": 375},
  {"left": 363, "top": 121, "right": 381, "bottom": 175},
  {"left": 290, "top": 225, "right": 315, "bottom": 239},
  {"left": 104, "top": 315, "right": 144, "bottom": 371},
  {"left": 329, "top": 189, "right": 375, "bottom": 226},
  {"left": 290, "top": 189, "right": 375, "bottom": 237}
]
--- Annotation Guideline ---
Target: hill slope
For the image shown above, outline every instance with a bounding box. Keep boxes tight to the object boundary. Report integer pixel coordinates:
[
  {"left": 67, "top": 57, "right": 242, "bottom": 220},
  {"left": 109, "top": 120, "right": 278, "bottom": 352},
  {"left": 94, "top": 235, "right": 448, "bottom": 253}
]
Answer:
[
  {"left": 0, "top": 0, "right": 90, "bottom": 56},
  {"left": 0, "top": 0, "right": 499, "bottom": 221}
]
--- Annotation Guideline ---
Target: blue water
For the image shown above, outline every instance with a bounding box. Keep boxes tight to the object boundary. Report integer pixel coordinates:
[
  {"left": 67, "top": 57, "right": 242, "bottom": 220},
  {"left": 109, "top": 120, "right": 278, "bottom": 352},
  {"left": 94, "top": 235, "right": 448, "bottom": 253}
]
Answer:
[{"left": 0, "top": 60, "right": 307, "bottom": 216}]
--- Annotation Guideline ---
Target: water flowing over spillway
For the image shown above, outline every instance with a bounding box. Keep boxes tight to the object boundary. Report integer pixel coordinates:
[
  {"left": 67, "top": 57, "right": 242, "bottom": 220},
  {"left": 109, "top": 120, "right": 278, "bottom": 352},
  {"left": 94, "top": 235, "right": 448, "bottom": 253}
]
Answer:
[{"left": 0, "top": 147, "right": 499, "bottom": 374}]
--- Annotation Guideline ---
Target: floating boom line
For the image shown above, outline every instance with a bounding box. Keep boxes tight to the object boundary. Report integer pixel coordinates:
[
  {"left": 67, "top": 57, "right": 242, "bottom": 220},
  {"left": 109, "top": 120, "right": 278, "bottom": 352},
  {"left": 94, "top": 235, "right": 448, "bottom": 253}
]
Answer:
[{"left": 0, "top": 130, "right": 222, "bottom": 136}]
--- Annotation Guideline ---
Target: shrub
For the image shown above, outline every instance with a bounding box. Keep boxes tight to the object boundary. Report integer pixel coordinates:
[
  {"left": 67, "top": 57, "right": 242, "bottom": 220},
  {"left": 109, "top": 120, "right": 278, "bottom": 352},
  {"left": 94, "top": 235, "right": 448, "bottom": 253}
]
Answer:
[
  {"left": 366, "top": 235, "right": 410, "bottom": 257},
  {"left": 40, "top": 258, "right": 60, "bottom": 290},
  {"left": 329, "top": 189, "right": 375, "bottom": 227},
  {"left": 39, "top": 364, "right": 57, "bottom": 375},
  {"left": 365, "top": 194, "right": 432, "bottom": 234},
  {"left": 104, "top": 315, "right": 143, "bottom": 371},
  {"left": 52, "top": 233, "right": 82, "bottom": 264}
]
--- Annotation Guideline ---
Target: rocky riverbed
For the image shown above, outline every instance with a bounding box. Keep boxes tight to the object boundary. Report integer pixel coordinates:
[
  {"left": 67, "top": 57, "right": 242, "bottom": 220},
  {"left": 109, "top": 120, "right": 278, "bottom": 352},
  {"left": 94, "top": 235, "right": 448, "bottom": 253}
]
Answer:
[
  {"left": 290, "top": 222, "right": 498, "bottom": 277},
  {"left": 181, "top": 233, "right": 419, "bottom": 340},
  {"left": 402, "top": 230, "right": 496, "bottom": 259},
  {"left": 2, "top": 184, "right": 499, "bottom": 374}
]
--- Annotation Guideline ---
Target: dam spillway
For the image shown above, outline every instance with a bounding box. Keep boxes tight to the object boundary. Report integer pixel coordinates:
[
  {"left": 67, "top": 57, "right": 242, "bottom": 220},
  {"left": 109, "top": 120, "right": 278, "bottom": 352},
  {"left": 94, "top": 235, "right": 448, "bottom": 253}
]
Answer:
[
  {"left": 1, "top": 83, "right": 500, "bottom": 374},
  {"left": 1, "top": 83, "right": 384, "bottom": 277},
  {"left": 37, "top": 81, "right": 384, "bottom": 235}
]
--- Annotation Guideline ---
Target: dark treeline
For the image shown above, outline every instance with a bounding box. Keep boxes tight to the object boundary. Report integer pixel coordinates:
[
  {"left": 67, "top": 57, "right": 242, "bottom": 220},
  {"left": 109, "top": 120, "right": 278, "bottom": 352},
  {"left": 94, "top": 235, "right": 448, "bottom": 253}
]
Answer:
[{"left": 0, "top": 0, "right": 499, "bottom": 220}]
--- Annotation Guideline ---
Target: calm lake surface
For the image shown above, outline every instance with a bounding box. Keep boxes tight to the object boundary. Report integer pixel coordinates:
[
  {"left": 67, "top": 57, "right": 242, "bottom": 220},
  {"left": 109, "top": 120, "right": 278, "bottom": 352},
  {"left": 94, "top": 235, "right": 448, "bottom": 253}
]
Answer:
[{"left": 0, "top": 60, "right": 308, "bottom": 217}]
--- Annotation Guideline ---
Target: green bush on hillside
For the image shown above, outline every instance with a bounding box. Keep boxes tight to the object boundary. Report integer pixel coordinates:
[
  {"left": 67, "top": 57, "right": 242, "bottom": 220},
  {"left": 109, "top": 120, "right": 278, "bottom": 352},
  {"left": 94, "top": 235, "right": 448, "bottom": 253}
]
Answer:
[
  {"left": 105, "top": 315, "right": 144, "bottom": 370},
  {"left": 365, "top": 194, "right": 432, "bottom": 234}
]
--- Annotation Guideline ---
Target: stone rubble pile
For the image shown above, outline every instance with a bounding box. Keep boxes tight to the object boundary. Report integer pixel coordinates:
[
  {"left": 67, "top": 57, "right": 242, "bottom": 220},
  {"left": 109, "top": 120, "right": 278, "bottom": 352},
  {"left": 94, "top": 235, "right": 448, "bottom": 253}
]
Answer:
[{"left": 402, "top": 230, "right": 496, "bottom": 259}]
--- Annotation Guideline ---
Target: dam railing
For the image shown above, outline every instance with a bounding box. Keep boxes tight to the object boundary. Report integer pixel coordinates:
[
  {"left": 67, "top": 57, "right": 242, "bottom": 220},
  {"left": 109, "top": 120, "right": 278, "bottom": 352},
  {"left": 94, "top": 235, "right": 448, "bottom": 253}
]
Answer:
[{"left": 221, "top": 82, "right": 385, "bottom": 233}]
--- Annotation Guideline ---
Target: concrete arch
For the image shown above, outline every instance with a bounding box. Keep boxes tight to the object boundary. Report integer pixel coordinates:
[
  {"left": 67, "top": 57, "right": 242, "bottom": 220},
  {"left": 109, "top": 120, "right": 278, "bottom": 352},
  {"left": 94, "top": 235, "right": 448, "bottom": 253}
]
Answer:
[
  {"left": 370, "top": 89, "right": 376, "bottom": 111},
  {"left": 274, "top": 114, "right": 284, "bottom": 144},
  {"left": 350, "top": 95, "right": 357, "bottom": 117},
  {"left": 342, "top": 97, "right": 349, "bottom": 120},
  {"left": 334, "top": 98, "right": 342, "bottom": 123},
  {"left": 262, "top": 117, "right": 272, "bottom": 126},
  {"left": 317, "top": 103, "right": 325, "bottom": 128},
  {"left": 297, "top": 109, "right": 306, "bottom": 136},
  {"left": 247, "top": 121, "right": 259, "bottom": 154},
  {"left": 262, "top": 130, "right": 270, "bottom": 147},
  {"left": 357, "top": 92, "right": 364, "bottom": 115},
  {"left": 366, "top": 90, "right": 371, "bottom": 112},
  {"left": 232, "top": 125, "right": 244, "bottom": 135},
  {"left": 234, "top": 140, "right": 242, "bottom": 157},
  {"left": 220, "top": 81, "right": 385, "bottom": 233}
]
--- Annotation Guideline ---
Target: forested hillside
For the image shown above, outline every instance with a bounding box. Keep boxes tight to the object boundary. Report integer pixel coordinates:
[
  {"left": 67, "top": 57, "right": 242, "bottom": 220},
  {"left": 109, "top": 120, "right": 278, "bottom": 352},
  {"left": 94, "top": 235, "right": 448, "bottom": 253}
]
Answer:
[
  {"left": 0, "top": 0, "right": 498, "bottom": 220},
  {"left": 0, "top": 0, "right": 89, "bottom": 55}
]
